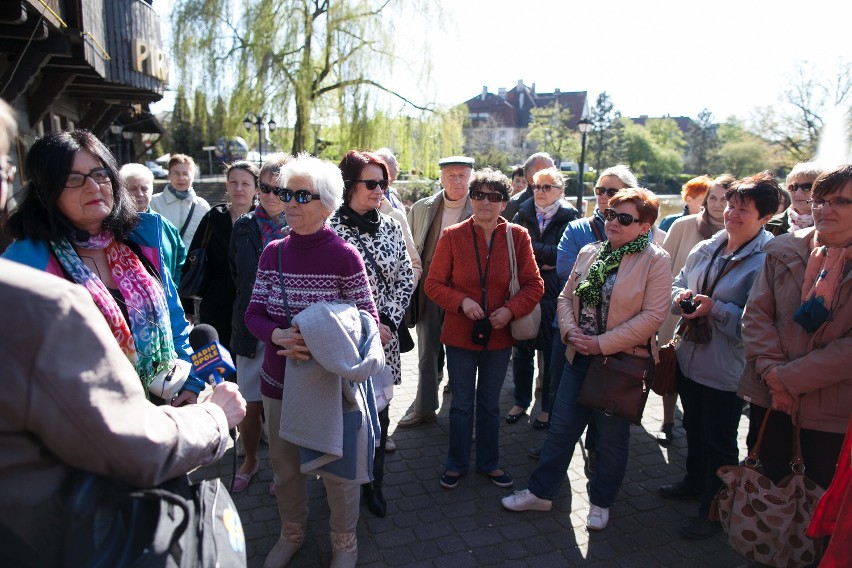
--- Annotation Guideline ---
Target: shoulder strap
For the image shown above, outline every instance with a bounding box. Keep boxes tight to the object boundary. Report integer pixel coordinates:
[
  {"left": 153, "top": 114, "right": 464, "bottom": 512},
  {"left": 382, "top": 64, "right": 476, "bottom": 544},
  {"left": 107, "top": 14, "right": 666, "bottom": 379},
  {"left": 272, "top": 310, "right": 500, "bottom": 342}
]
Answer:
[
  {"left": 276, "top": 243, "right": 293, "bottom": 323},
  {"left": 352, "top": 229, "right": 390, "bottom": 294},
  {"left": 179, "top": 201, "right": 197, "bottom": 238},
  {"left": 589, "top": 217, "right": 604, "bottom": 242}
]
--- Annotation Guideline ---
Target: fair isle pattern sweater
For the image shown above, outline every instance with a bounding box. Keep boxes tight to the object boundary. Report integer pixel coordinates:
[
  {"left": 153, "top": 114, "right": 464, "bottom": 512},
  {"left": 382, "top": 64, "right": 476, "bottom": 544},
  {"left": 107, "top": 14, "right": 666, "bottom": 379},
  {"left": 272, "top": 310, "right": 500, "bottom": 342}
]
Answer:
[{"left": 244, "top": 225, "right": 378, "bottom": 399}]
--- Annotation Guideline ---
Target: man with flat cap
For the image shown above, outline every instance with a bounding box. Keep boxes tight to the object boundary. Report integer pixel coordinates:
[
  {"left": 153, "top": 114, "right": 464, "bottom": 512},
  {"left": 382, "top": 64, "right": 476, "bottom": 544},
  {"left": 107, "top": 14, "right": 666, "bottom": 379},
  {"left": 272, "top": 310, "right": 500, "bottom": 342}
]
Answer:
[{"left": 399, "top": 156, "right": 474, "bottom": 428}]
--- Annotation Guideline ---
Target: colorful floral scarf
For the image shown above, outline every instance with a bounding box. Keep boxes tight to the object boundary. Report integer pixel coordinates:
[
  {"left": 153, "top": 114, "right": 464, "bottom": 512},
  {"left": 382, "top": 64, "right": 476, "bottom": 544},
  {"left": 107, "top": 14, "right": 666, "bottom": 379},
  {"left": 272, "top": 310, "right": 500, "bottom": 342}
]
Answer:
[
  {"left": 574, "top": 232, "right": 650, "bottom": 307},
  {"left": 50, "top": 236, "right": 175, "bottom": 388},
  {"left": 254, "top": 204, "right": 288, "bottom": 248}
]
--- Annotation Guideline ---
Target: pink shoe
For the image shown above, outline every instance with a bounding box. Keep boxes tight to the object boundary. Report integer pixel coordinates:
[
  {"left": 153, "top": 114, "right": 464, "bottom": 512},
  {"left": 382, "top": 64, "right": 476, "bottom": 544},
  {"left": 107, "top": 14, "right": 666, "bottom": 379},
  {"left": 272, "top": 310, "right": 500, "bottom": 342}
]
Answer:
[{"left": 231, "top": 462, "right": 259, "bottom": 493}]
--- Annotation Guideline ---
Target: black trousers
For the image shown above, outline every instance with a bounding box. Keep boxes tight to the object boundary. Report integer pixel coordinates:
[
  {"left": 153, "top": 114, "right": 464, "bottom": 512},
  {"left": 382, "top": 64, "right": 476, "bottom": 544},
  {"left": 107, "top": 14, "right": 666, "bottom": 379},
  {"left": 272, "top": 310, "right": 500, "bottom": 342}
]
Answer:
[
  {"left": 677, "top": 365, "right": 743, "bottom": 517},
  {"left": 747, "top": 403, "right": 844, "bottom": 490},
  {"left": 372, "top": 406, "right": 390, "bottom": 486}
]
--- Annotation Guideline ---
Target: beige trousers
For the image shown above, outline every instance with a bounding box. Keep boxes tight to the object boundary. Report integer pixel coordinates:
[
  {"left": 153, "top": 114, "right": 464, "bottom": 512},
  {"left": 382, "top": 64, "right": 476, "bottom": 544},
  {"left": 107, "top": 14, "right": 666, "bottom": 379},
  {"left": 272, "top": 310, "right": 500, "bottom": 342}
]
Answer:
[{"left": 263, "top": 396, "right": 360, "bottom": 532}]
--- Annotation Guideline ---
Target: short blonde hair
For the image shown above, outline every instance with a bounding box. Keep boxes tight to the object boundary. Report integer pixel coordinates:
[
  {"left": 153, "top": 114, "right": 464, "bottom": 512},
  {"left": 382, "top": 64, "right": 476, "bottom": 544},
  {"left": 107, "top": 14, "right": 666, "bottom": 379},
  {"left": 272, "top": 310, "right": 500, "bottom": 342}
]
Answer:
[{"left": 533, "top": 167, "right": 564, "bottom": 187}]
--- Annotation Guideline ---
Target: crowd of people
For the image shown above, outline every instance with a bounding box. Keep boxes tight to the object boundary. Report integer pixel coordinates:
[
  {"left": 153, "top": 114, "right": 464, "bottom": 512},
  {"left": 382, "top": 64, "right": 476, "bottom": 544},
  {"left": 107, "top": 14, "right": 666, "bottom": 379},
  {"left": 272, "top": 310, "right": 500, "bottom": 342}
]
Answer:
[{"left": 0, "top": 102, "right": 849, "bottom": 566}]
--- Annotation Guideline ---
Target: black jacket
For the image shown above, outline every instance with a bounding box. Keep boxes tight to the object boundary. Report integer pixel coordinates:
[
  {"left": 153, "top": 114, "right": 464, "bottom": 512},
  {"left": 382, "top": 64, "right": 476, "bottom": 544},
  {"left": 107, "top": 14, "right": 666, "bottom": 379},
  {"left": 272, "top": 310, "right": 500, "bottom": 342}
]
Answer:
[
  {"left": 228, "top": 213, "right": 264, "bottom": 357},
  {"left": 512, "top": 198, "right": 580, "bottom": 348}
]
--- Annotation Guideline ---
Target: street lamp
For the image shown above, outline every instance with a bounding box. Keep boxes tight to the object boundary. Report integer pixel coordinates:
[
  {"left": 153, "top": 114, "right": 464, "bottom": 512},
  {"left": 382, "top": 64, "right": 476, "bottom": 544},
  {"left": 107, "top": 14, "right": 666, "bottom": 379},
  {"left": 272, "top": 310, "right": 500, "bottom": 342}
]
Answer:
[
  {"left": 575, "top": 117, "right": 593, "bottom": 212},
  {"left": 243, "top": 113, "right": 276, "bottom": 165}
]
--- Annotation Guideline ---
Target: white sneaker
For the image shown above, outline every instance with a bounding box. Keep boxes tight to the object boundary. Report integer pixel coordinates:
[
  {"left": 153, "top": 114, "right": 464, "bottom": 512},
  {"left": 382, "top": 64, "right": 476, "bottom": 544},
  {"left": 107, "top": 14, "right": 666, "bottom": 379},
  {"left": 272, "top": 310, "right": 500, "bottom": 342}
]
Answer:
[
  {"left": 586, "top": 505, "right": 609, "bottom": 530},
  {"left": 384, "top": 436, "right": 396, "bottom": 453},
  {"left": 501, "top": 489, "right": 552, "bottom": 512}
]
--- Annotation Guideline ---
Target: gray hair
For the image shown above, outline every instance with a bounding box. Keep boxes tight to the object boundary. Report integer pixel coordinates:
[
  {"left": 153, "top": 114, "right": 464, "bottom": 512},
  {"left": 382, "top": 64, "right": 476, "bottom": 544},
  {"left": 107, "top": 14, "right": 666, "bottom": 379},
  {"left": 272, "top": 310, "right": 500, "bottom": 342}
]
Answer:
[
  {"left": 278, "top": 152, "right": 344, "bottom": 215},
  {"left": 374, "top": 147, "right": 399, "bottom": 180},
  {"left": 597, "top": 164, "right": 638, "bottom": 188},
  {"left": 259, "top": 152, "right": 292, "bottom": 181},
  {"left": 119, "top": 163, "right": 154, "bottom": 186},
  {"left": 786, "top": 162, "right": 825, "bottom": 185},
  {"left": 523, "top": 152, "right": 554, "bottom": 180}
]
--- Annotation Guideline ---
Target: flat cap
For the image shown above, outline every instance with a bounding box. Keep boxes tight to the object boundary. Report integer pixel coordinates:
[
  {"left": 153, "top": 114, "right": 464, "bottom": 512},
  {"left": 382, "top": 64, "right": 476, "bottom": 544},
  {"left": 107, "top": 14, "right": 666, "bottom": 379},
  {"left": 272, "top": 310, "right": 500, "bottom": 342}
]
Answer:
[{"left": 438, "top": 155, "right": 475, "bottom": 168}]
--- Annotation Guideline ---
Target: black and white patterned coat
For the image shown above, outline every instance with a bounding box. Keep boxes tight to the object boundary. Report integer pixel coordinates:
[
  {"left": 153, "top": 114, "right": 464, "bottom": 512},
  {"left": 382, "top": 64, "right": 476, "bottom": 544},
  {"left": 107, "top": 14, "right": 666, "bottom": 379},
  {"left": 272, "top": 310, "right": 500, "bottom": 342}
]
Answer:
[{"left": 330, "top": 211, "right": 415, "bottom": 385}]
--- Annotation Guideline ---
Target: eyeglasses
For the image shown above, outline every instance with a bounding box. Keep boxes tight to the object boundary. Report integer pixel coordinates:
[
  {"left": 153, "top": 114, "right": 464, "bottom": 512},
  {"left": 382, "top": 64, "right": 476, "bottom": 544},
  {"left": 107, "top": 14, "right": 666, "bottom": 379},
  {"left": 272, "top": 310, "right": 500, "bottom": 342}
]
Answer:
[
  {"left": 358, "top": 179, "right": 388, "bottom": 191},
  {"left": 808, "top": 197, "right": 852, "bottom": 210},
  {"left": 788, "top": 183, "right": 812, "bottom": 193},
  {"left": 259, "top": 182, "right": 278, "bottom": 194},
  {"left": 65, "top": 168, "right": 112, "bottom": 188},
  {"left": 595, "top": 186, "right": 621, "bottom": 197},
  {"left": 603, "top": 208, "right": 641, "bottom": 226},
  {"left": 276, "top": 188, "right": 322, "bottom": 204},
  {"left": 470, "top": 190, "right": 505, "bottom": 202},
  {"left": 532, "top": 184, "right": 562, "bottom": 193}
]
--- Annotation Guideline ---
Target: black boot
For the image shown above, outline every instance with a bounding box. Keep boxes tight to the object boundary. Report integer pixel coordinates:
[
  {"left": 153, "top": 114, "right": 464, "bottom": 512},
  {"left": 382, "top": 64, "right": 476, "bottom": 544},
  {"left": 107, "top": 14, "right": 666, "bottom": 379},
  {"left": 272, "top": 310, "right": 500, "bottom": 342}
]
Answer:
[{"left": 362, "top": 482, "right": 386, "bottom": 517}]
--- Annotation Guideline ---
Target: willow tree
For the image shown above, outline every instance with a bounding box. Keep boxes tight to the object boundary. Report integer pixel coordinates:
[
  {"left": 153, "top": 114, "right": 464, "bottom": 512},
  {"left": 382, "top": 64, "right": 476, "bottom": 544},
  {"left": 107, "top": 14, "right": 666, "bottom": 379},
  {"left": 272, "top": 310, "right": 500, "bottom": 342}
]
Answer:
[{"left": 172, "top": 0, "right": 437, "bottom": 154}]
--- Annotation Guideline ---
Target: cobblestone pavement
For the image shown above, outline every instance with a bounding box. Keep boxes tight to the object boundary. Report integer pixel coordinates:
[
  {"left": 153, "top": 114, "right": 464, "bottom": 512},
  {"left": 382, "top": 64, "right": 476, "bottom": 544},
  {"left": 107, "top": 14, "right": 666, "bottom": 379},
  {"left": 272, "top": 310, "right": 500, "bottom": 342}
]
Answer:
[{"left": 194, "top": 336, "right": 751, "bottom": 567}]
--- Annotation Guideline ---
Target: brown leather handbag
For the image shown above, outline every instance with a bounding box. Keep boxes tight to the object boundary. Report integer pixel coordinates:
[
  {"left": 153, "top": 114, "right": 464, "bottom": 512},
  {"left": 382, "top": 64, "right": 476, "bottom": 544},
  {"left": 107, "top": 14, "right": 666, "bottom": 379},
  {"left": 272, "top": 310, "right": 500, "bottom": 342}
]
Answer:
[
  {"left": 712, "top": 408, "right": 825, "bottom": 568},
  {"left": 651, "top": 339, "right": 678, "bottom": 396},
  {"left": 576, "top": 351, "right": 656, "bottom": 425}
]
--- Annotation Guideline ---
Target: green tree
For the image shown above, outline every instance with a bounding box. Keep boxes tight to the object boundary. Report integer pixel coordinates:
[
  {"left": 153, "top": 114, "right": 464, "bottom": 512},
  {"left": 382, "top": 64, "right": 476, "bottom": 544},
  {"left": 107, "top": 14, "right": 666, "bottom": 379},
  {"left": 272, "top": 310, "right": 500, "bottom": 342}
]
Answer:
[
  {"left": 170, "top": 86, "right": 193, "bottom": 155},
  {"left": 171, "top": 0, "right": 437, "bottom": 155},
  {"left": 526, "top": 102, "right": 579, "bottom": 166},
  {"left": 685, "top": 108, "right": 719, "bottom": 174},
  {"left": 588, "top": 91, "right": 620, "bottom": 171},
  {"left": 190, "top": 89, "right": 209, "bottom": 160},
  {"left": 712, "top": 118, "right": 775, "bottom": 177}
]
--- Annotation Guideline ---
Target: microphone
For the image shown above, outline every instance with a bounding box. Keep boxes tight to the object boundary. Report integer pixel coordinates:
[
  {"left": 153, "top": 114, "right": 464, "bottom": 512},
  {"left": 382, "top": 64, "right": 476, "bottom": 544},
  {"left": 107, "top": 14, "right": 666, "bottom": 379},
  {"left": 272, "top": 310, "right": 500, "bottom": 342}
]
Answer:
[
  {"left": 189, "top": 324, "right": 236, "bottom": 385},
  {"left": 189, "top": 324, "right": 239, "bottom": 483}
]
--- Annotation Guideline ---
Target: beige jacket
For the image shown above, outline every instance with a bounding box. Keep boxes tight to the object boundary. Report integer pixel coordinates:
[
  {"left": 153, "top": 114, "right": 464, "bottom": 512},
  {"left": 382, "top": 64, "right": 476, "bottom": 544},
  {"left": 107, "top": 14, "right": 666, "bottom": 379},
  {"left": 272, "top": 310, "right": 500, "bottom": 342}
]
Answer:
[
  {"left": 557, "top": 240, "right": 672, "bottom": 363},
  {"left": 738, "top": 227, "right": 852, "bottom": 433},
  {"left": 0, "top": 259, "right": 229, "bottom": 564},
  {"left": 380, "top": 197, "right": 422, "bottom": 282}
]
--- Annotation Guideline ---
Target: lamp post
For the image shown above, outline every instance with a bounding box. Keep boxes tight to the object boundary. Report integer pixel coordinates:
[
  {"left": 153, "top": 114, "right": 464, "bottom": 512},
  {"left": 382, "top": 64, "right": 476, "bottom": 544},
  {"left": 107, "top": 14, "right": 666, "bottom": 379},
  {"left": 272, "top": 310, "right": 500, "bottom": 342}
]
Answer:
[
  {"left": 243, "top": 113, "right": 276, "bottom": 165},
  {"left": 575, "top": 117, "right": 593, "bottom": 213},
  {"left": 109, "top": 124, "right": 123, "bottom": 164}
]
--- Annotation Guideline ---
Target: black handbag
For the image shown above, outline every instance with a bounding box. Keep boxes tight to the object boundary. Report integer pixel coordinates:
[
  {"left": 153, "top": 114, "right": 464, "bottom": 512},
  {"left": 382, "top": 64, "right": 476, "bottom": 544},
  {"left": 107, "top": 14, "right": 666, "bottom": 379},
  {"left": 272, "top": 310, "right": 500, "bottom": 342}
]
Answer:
[
  {"left": 178, "top": 218, "right": 212, "bottom": 300},
  {"left": 62, "top": 473, "right": 246, "bottom": 568}
]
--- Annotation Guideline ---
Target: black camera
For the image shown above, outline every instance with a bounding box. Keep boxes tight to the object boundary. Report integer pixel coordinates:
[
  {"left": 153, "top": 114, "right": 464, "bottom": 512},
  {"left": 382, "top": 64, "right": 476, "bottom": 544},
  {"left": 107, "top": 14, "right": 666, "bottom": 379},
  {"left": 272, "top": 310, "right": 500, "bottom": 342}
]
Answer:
[
  {"left": 679, "top": 295, "right": 697, "bottom": 314},
  {"left": 471, "top": 318, "right": 492, "bottom": 345}
]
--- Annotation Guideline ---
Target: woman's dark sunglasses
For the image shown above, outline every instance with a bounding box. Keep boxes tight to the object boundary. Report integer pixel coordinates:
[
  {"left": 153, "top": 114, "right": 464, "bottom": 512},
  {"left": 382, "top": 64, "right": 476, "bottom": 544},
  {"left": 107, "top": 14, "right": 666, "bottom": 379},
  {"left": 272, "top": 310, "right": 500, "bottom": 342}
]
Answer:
[
  {"left": 604, "top": 208, "right": 641, "bottom": 226},
  {"left": 470, "top": 190, "right": 505, "bottom": 202},
  {"left": 595, "top": 186, "right": 621, "bottom": 197},
  {"left": 277, "top": 188, "right": 322, "bottom": 204},
  {"left": 259, "top": 182, "right": 278, "bottom": 194},
  {"left": 358, "top": 179, "right": 388, "bottom": 190}
]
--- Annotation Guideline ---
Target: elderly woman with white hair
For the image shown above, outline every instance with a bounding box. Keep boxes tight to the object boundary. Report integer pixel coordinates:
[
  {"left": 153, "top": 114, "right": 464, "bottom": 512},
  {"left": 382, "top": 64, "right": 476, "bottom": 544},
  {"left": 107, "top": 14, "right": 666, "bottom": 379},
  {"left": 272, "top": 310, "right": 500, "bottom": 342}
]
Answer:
[
  {"left": 245, "top": 153, "right": 379, "bottom": 568},
  {"left": 118, "top": 163, "right": 186, "bottom": 283}
]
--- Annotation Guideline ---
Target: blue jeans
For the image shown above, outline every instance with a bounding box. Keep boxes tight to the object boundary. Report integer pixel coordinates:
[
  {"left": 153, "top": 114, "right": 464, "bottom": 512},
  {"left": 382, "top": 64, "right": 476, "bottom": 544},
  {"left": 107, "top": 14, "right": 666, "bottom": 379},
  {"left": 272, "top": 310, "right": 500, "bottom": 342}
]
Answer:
[
  {"left": 528, "top": 354, "right": 632, "bottom": 508},
  {"left": 445, "top": 345, "right": 512, "bottom": 474}
]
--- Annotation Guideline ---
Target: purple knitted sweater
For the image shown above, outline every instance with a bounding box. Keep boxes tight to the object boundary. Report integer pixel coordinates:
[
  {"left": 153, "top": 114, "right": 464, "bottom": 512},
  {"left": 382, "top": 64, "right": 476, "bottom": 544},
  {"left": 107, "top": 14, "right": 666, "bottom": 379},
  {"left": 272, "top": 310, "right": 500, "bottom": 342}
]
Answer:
[{"left": 244, "top": 225, "right": 378, "bottom": 399}]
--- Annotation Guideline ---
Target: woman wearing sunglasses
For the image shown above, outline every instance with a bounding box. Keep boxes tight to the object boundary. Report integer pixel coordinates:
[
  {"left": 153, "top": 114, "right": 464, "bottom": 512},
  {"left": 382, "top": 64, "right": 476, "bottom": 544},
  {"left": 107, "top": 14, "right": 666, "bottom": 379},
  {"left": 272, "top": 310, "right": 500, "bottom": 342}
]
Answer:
[
  {"left": 503, "top": 188, "right": 670, "bottom": 532},
  {"left": 660, "top": 173, "right": 778, "bottom": 539},
  {"left": 181, "top": 161, "right": 257, "bottom": 350},
  {"left": 425, "top": 168, "right": 544, "bottom": 491},
  {"left": 507, "top": 167, "right": 579, "bottom": 428},
  {"left": 228, "top": 154, "right": 291, "bottom": 494},
  {"left": 245, "top": 153, "right": 379, "bottom": 567},
  {"left": 3, "top": 130, "right": 205, "bottom": 405},
  {"left": 329, "top": 150, "right": 415, "bottom": 518},
  {"left": 766, "top": 162, "right": 824, "bottom": 236}
]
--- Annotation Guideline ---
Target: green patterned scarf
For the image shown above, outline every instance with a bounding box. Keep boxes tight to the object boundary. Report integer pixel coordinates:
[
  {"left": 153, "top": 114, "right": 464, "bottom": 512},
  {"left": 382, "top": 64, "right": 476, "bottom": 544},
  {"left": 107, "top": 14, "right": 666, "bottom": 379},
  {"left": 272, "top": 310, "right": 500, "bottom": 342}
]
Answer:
[{"left": 575, "top": 233, "right": 650, "bottom": 306}]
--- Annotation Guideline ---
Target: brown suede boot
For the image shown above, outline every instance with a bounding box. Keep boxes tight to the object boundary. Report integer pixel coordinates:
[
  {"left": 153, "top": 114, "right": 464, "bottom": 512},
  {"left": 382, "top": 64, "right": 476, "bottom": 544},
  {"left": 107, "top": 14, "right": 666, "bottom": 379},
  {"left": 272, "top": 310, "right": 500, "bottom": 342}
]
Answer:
[
  {"left": 329, "top": 530, "right": 358, "bottom": 568},
  {"left": 262, "top": 523, "right": 305, "bottom": 568}
]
